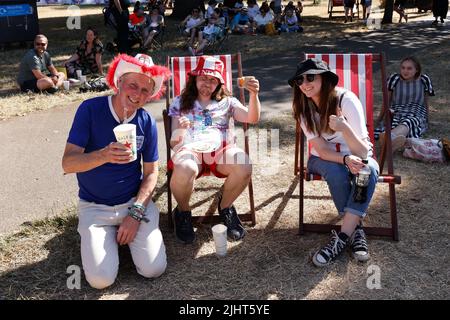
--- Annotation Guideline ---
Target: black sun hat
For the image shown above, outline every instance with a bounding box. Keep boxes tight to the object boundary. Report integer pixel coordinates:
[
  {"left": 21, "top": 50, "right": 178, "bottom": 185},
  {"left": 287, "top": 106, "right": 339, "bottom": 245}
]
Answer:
[{"left": 288, "top": 58, "right": 339, "bottom": 87}]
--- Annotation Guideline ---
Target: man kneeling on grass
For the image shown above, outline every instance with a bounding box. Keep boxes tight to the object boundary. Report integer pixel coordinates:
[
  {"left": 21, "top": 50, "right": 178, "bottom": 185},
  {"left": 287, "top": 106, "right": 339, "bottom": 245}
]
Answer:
[{"left": 62, "top": 53, "right": 170, "bottom": 289}]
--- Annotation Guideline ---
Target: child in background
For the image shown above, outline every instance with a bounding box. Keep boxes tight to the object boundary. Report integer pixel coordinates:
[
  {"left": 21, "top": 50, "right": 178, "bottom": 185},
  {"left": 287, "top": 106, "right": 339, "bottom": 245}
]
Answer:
[
  {"left": 378, "top": 56, "right": 434, "bottom": 152},
  {"left": 279, "top": 8, "right": 303, "bottom": 32}
]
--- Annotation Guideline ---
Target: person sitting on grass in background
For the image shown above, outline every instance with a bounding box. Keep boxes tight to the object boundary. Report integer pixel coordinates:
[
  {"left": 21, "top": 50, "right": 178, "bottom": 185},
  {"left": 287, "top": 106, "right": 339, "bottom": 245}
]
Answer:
[
  {"left": 62, "top": 53, "right": 170, "bottom": 289},
  {"left": 253, "top": 6, "right": 275, "bottom": 33},
  {"left": 230, "top": 7, "right": 252, "bottom": 34},
  {"left": 65, "top": 27, "right": 104, "bottom": 79},
  {"left": 288, "top": 58, "right": 378, "bottom": 267},
  {"left": 17, "top": 34, "right": 66, "bottom": 94},
  {"left": 377, "top": 56, "right": 434, "bottom": 152},
  {"left": 279, "top": 8, "right": 303, "bottom": 33},
  {"left": 168, "top": 56, "right": 261, "bottom": 244},
  {"left": 247, "top": 0, "right": 260, "bottom": 22}
]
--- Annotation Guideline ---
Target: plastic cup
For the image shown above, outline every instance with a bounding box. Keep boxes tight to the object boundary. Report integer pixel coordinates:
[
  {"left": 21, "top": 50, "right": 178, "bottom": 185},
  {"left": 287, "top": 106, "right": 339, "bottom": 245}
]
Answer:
[
  {"left": 63, "top": 80, "right": 70, "bottom": 91},
  {"left": 79, "top": 75, "right": 87, "bottom": 84},
  {"left": 237, "top": 76, "right": 255, "bottom": 88},
  {"left": 113, "top": 123, "right": 137, "bottom": 162},
  {"left": 76, "top": 70, "right": 82, "bottom": 79},
  {"left": 212, "top": 224, "right": 227, "bottom": 257}
]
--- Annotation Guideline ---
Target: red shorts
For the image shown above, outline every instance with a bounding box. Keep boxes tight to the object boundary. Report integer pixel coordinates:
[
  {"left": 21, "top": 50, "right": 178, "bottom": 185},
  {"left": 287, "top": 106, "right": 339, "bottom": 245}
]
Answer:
[{"left": 168, "top": 141, "right": 229, "bottom": 179}]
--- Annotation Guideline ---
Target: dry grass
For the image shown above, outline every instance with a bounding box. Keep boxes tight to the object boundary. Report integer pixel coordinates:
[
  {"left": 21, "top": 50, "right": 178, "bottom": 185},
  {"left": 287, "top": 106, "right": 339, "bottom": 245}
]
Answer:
[
  {"left": 1, "top": 2, "right": 449, "bottom": 300},
  {"left": 1, "top": 123, "right": 449, "bottom": 299}
]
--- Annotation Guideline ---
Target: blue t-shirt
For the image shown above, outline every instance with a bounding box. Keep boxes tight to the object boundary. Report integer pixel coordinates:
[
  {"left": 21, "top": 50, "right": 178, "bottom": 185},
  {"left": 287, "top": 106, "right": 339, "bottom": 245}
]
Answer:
[{"left": 67, "top": 95, "right": 158, "bottom": 206}]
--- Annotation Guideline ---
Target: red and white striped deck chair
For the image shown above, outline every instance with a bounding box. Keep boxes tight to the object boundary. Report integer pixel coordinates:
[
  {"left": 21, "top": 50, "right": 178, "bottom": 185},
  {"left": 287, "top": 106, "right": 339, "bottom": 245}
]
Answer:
[
  {"left": 162, "top": 53, "right": 256, "bottom": 228},
  {"left": 294, "top": 52, "right": 401, "bottom": 240}
]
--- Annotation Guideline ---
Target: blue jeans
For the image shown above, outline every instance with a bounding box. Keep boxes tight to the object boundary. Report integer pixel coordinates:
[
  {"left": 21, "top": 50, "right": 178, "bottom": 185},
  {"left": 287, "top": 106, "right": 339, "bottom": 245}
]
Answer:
[{"left": 307, "top": 156, "right": 379, "bottom": 218}]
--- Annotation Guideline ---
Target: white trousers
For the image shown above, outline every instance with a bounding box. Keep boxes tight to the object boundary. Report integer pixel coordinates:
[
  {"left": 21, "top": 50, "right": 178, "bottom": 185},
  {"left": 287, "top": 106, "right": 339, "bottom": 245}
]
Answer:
[{"left": 77, "top": 198, "right": 167, "bottom": 289}]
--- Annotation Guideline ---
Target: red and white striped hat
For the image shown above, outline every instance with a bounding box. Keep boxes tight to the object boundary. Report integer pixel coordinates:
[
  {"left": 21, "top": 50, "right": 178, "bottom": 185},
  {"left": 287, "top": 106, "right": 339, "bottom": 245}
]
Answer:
[
  {"left": 106, "top": 53, "right": 170, "bottom": 99},
  {"left": 189, "top": 56, "right": 225, "bottom": 84}
]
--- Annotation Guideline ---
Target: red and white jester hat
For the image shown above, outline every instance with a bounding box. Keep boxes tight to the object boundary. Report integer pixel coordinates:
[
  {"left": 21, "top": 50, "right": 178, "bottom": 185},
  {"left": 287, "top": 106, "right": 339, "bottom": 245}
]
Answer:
[{"left": 106, "top": 53, "right": 171, "bottom": 99}]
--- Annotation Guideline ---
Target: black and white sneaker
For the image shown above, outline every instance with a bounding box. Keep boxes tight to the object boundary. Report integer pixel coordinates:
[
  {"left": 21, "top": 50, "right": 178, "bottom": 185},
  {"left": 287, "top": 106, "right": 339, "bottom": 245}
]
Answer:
[
  {"left": 350, "top": 224, "right": 370, "bottom": 262},
  {"left": 312, "top": 230, "right": 348, "bottom": 267},
  {"left": 172, "top": 207, "right": 195, "bottom": 244},
  {"left": 218, "top": 197, "right": 246, "bottom": 241}
]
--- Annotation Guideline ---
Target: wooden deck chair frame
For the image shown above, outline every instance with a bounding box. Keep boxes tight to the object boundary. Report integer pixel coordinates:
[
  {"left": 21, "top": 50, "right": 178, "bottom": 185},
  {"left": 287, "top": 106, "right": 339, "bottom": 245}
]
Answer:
[
  {"left": 294, "top": 52, "right": 401, "bottom": 241},
  {"left": 163, "top": 52, "right": 256, "bottom": 228},
  {"left": 328, "top": 0, "right": 360, "bottom": 19}
]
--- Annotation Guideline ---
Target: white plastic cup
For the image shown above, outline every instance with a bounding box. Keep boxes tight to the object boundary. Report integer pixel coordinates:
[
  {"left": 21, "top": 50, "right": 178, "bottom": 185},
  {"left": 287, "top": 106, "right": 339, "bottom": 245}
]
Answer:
[
  {"left": 212, "top": 224, "right": 228, "bottom": 257},
  {"left": 63, "top": 80, "right": 70, "bottom": 91},
  {"left": 237, "top": 76, "right": 255, "bottom": 88},
  {"left": 79, "top": 75, "right": 87, "bottom": 84},
  {"left": 76, "top": 70, "right": 82, "bottom": 79},
  {"left": 113, "top": 123, "right": 137, "bottom": 161}
]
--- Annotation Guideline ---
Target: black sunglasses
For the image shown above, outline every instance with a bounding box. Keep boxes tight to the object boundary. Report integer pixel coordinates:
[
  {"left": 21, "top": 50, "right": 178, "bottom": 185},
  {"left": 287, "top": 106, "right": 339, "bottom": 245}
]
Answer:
[
  {"left": 35, "top": 42, "right": 47, "bottom": 46},
  {"left": 294, "top": 74, "right": 316, "bottom": 86}
]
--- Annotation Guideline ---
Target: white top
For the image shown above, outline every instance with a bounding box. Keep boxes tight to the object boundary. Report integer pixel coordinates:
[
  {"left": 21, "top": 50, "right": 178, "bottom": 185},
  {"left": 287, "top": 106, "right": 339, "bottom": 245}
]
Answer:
[
  {"left": 248, "top": 4, "right": 260, "bottom": 19},
  {"left": 186, "top": 16, "right": 203, "bottom": 29},
  {"left": 300, "top": 87, "right": 372, "bottom": 157},
  {"left": 254, "top": 12, "right": 274, "bottom": 26}
]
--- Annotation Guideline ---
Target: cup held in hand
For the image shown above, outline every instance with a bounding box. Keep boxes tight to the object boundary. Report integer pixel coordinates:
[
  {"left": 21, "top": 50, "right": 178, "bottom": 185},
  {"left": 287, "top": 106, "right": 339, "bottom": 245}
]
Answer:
[
  {"left": 212, "top": 224, "right": 228, "bottom": 257},
  {"left": 237, "top": 76, "right": 255, "bottom": 89},
  {"left": 113, "top": 123, "right": 137, "bottom": 161}
]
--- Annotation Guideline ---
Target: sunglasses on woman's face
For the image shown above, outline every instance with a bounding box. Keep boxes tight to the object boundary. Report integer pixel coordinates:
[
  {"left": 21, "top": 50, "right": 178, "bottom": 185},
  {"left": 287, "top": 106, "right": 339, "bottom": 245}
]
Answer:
[{"left": 295, "top": 74, "right": 316, "bottom": 86}]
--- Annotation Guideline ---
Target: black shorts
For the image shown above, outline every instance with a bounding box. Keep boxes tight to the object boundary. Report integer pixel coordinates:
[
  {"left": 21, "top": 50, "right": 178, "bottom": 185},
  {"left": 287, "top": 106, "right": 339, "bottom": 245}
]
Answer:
[{"left": 20, "top": 78, "right": 39, "bottom": 93}]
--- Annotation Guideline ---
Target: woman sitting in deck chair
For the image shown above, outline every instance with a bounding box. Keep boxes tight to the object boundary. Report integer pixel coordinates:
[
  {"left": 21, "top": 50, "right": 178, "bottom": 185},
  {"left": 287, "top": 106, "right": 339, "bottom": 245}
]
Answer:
[
  {"left": 168, "top": 56, "right": 261, "bottom": 244},
  {"left": 288, "top": 58, "right": 379, "bottom": 267}
]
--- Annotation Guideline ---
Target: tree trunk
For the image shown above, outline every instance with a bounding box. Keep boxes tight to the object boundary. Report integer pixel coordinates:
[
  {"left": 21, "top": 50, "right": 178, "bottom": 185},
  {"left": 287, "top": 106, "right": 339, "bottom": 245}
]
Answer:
[
  {"left": 172, "top": 0, "right": 206, "bottom": 19},
  {"left": 382, "top": 0, "right": 394, "bottom": 24}
]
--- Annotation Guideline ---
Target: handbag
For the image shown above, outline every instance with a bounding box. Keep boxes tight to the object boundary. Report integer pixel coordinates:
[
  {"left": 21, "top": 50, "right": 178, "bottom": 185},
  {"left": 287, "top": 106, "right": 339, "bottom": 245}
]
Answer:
[{"left": 403, "top": 138, "right": 446, "bottom": 163}]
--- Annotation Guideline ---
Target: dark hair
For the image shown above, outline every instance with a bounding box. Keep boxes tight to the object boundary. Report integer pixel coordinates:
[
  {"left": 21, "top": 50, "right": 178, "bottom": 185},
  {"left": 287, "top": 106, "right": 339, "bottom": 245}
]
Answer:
[
  {"left": 400, "top": 56, "right": 422, "bottom": 79},
  {"left": 85, "top": 26, "right": 100, "bottom": 45},
  {"left": 180, "top": 76, "right": 230, "bottom": 113},
  {"left": 292, "top": 73, "right": 339, "bottom": 135}
]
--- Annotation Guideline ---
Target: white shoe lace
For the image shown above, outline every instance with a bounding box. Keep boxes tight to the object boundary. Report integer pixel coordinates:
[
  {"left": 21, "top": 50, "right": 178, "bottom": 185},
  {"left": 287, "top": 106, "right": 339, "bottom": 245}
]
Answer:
[
  {"left": 319, "top": 230, "right": 346, "bottom": 262},
  {"left": 351, "top": 228, "right": 368, "bottom": 252}
]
